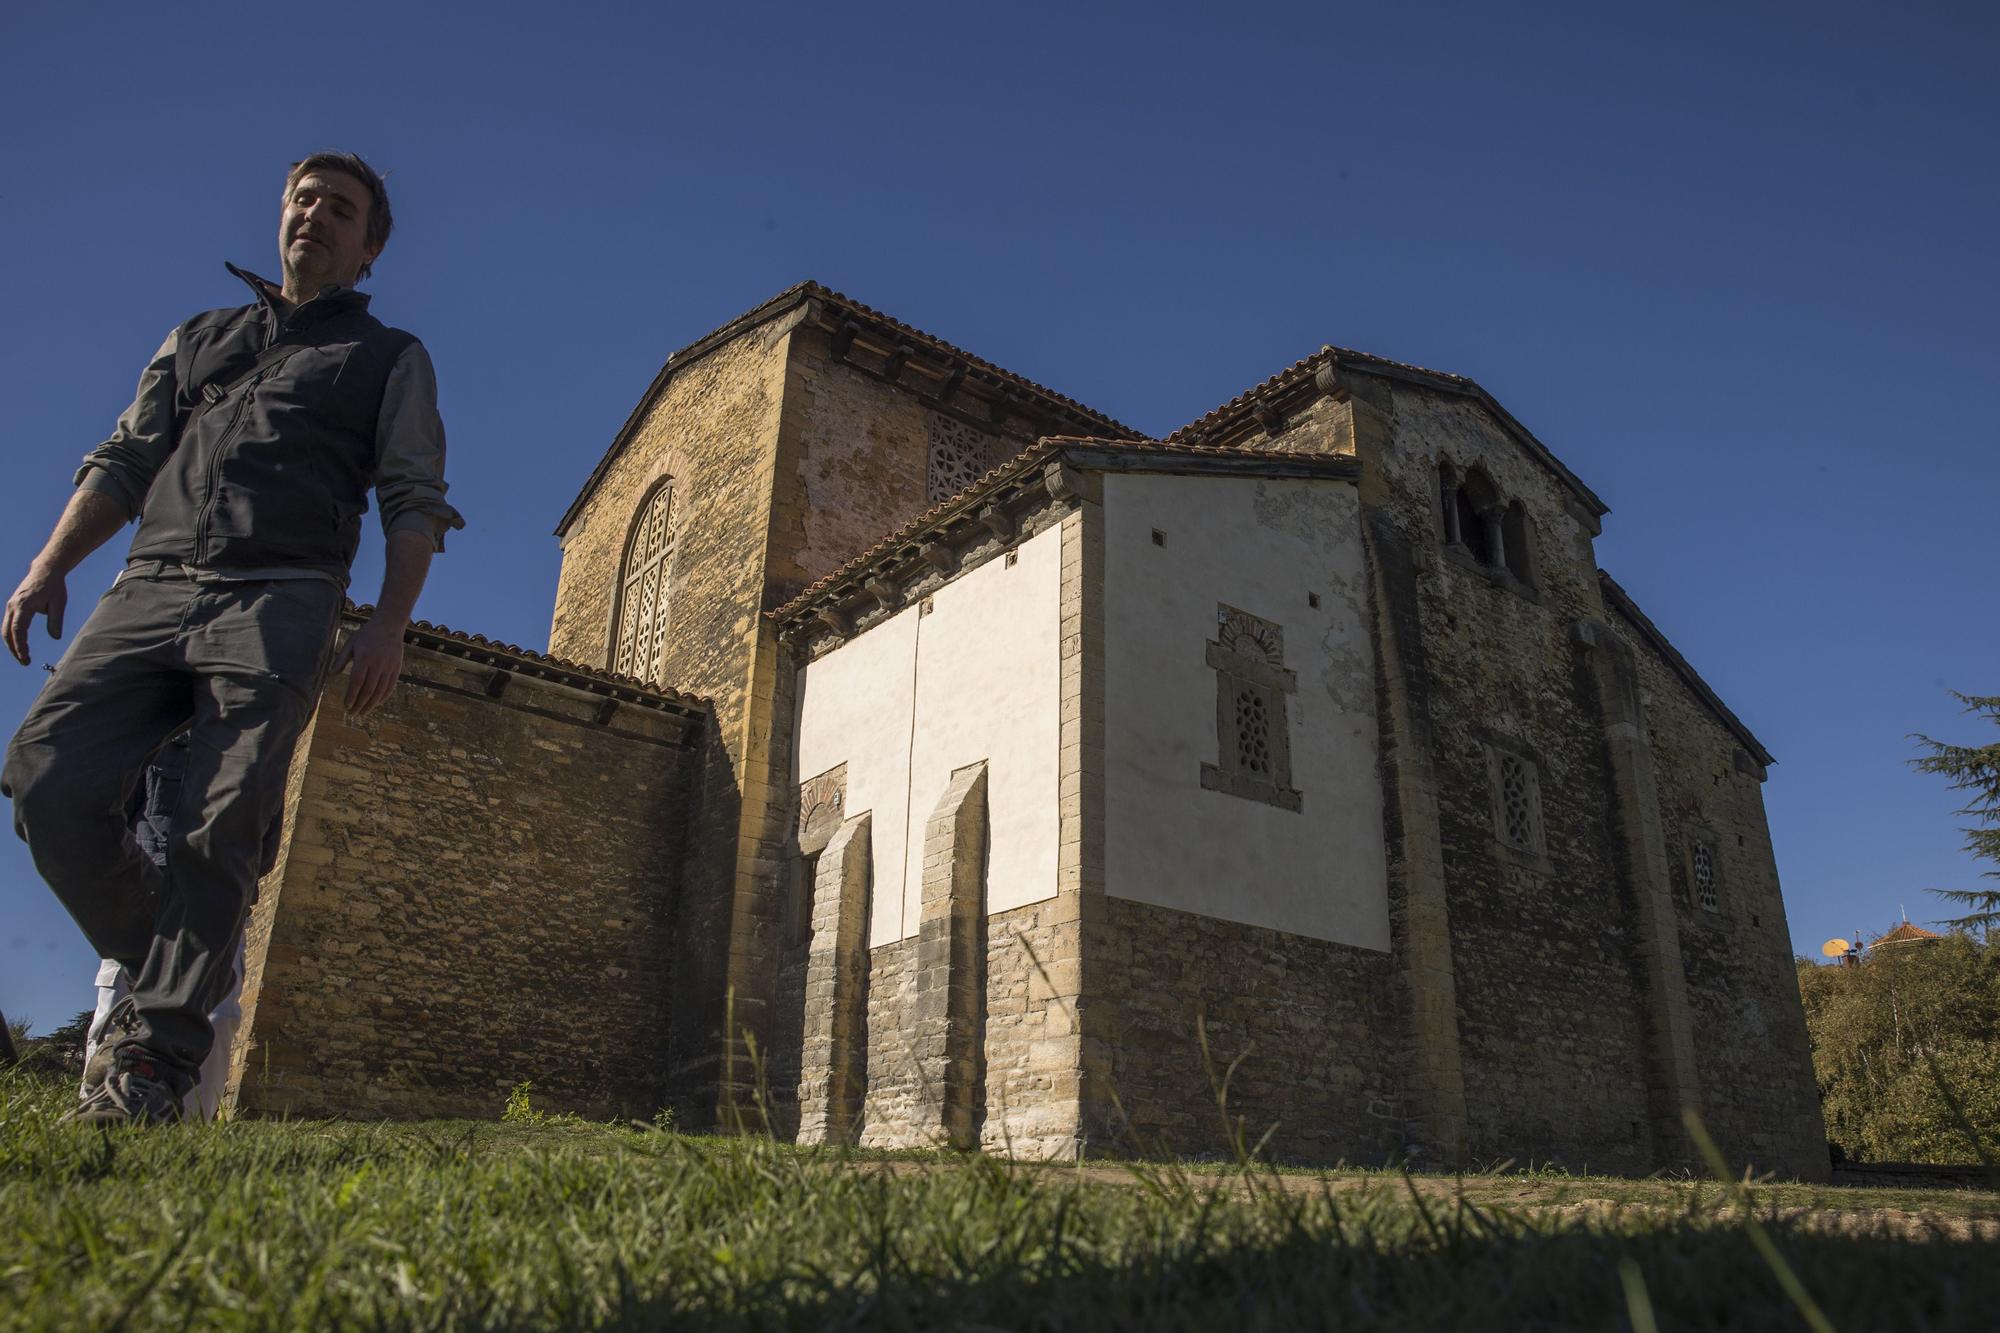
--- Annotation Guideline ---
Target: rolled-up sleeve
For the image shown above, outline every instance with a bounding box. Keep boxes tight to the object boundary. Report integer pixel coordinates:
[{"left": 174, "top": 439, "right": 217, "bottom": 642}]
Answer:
[
  {"left": 374, "top": 340, "right": 466, "bottom": 550},
  {"left": 75, "top": 328, "right": 182, "bottom": 519}
]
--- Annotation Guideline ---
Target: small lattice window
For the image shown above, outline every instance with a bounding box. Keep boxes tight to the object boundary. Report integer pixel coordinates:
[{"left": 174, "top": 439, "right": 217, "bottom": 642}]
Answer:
[
  {"left": 927, "top": 415, "right": 997, "bottom": 501},
  {"left": 612, "top": 481, "right": 675, "bottom": 682},
  {"left": 1692, "top": 840, "right": 1719, "bottom": 912},
  {"left": 1200, "top": 605, "right": 1301, "bottom": 813},
  {"left": 1486, "top": 743, "right": 1545, "bottom": 857},
  {"left": 1235, "top": 690, "right": 1271, "bottom": 774}
]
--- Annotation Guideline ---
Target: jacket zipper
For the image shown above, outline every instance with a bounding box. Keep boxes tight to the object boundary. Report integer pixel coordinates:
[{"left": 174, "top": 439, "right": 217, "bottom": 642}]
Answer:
[
  {"left": 190, "top": 307, "right": 289, "bottom": 562},
  {"left": 189, "top": 377, "right": 264, "bottom": 562}
]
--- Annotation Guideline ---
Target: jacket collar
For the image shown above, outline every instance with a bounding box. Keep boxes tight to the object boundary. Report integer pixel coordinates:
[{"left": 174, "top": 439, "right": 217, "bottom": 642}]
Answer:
[{"left": 225, "top": 262, "right": 372, "bottom": 322}]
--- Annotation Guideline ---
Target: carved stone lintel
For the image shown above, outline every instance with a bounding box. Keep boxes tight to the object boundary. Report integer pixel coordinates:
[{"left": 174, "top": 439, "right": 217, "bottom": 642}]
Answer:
[
  {"left": 1313, "top": 361, "right": 1345, "bottom": 400},
  {"left": 920, "top": 541, "right": 956, "bottom": 574},
  {"left": 592, "top": 697, "right": 620, "bottom": 726},
  {"left": 977, "top": 506, "right": 1015, "bottom": 542},
  {"left": 864, "top": 575, "right": 901, "bottom": 612},
  {"left": 830, "top": 321, "right": 859, "bottom": 360}
]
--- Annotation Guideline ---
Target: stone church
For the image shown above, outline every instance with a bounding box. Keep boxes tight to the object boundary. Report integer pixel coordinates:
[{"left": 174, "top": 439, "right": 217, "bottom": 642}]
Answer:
[{"left": 222, "top": 283, "right": 1829, "bottom": 1178}]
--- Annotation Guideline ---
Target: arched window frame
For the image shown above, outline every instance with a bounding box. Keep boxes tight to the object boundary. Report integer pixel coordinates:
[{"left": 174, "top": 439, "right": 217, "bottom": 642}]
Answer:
[
  {"left": 1456, "top": 466, "right": 1504, "bottom": 567},
  {"left": 1501, "top": 499, "right": 1539, "bottom": 589},
  {"left": 610, "top": 478, "right": 676, "bottom": 683}
]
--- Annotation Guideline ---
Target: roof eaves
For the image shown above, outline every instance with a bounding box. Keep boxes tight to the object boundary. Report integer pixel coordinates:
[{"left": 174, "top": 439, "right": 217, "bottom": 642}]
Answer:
[
  {"left": 345, "top": 603, "right": 711, "bottom": 719},
  {"left": 554, "top": 282, "right": 1141, "bottom": 539},
  {"left": 1597, "top": 572, "right": 1774, "bottom": 768},
  {"left": 769, "top": 438, "right": 1363, "bottom": 626},
  {"left": 1168, "top": 346, "right": 1610, "bottom": 520},
  {"left": 554, "top": 283, "right": 819, "bottom": 538},
  {"left": 803, "top": 287, "right": 1142, "bottom": 439}
]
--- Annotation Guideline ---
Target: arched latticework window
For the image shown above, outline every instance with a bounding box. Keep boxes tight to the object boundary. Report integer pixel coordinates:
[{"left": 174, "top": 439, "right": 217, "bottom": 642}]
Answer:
[{"left": 613, "top": 480, "right": 675, "bottom": 682}]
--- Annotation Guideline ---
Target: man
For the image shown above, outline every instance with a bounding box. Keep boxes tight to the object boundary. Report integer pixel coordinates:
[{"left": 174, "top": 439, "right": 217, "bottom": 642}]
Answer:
[{"left": 2, "top": 152, "right": 463, "bottom": 1126}]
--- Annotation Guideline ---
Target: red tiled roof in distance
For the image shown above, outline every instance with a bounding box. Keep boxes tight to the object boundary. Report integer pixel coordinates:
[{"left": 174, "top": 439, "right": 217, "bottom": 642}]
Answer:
[{"left": 1875, "top": 921, "right": 1944, "bottom": 947}]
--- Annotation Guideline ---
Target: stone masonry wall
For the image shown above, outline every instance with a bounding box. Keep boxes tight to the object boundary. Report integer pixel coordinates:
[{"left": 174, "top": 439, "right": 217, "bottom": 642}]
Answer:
[
  {"left": 766, "top": 327, "right": 1042, "bottom": 606},
  {"left": 858, "top": 936, "right": 921, "bottom": 1148},
  {"left": 227, "top": 637, "right": 698, "bottom": 1121},
  {"left": 1094, "top": 896, "right": 1402, "bottom": 1165},
  {"left": 850, "top": 897, "right": 1083, "bottom": 1157},
  {"left": 548, "top": 325, "right": 794, "bottom": 1121},
  {"left": 1348, "top": 378, "right": 1660, "bottom": 1173},
  {"left": 980, "top": 896, "right": 1084, "bottom": 1158},
  {"left": 1612, "top": 605, "right": 1828, "bottom": 1178}
]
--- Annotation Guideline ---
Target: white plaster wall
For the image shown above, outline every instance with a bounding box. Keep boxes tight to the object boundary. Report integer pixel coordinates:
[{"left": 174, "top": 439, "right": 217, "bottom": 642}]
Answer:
[
  {"left": 793, "top": 521, "right": 1063, "bottom": 945},
  {"left": 1102, "top": 473, "right": 1391, "bottom": 950},
  {"left": 792, "top": 608, "right": 917, "bottom": 944}
]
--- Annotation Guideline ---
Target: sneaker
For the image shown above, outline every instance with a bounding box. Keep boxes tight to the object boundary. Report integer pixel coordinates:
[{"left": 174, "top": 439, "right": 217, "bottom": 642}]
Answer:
[
  {"left": 79, "top": 1037, "right": 118, "bottom": 1096},
  {"left": 60, "top": 1053, "right": 185, "bottom": 1128},
  {"left": 79, "top": 1001, "right": 140, "bottom": 1097}
]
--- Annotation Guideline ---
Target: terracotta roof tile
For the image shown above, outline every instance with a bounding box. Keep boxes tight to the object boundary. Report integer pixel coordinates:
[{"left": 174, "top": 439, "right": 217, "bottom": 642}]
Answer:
[
  {"left": 1876, "top": 921, "right": 1943, "bottom": 946},
  {"left": 344, "top": 603, "right": 709, "bottom": 712},
  {"left": 800, "top": 284, "right": 1141, "bottom": 437}
]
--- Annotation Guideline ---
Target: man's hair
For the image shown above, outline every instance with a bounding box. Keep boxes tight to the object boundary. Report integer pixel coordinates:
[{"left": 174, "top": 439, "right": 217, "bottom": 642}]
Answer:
[{"left": 283, "top": 151, "right": 393, "bottom": 282}]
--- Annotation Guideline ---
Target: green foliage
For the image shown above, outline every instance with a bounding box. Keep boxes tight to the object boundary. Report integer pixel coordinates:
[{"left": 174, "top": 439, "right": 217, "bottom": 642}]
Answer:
[
  {"left": 3, "top": 1066, "right": 1999, "bottom": 1329},
  {"left": 499, "top": 1078, "right": 540, "bottom": 1125},
  {"left": 1912, "top": 691, "right": 2000, "bottom": 934},
  {"left": 1797, "top": 933, "right": 2000, "bottom": 1163},
  {"left": 499, "top": 1079, "right": 584, "bottom": 1129}
]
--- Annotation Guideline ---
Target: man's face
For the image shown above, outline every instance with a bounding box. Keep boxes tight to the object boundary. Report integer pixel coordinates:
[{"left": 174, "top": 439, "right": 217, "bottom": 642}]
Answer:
[{"left": 278, "top": 169, "right": 380, "bottom": 291}]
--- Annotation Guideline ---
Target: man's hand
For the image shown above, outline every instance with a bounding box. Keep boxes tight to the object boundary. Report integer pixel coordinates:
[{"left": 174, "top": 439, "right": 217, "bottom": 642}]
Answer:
[
  {"left": 333, "top": 615, "right": 406, "bottom": 718},
  {"left": 336, "top": 527, "right": 434, "bottom": 719},
  {"left": 2, "top": 564, "right": 68, "bottom": 666},
  {"left": 3, "top": 488, "right": 129, "bottom": 666}
]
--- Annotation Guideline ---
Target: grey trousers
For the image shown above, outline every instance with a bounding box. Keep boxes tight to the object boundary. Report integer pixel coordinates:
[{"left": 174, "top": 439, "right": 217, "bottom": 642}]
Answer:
[{"left": 2, "top": 567, "right": 343, "bottom": 1084}]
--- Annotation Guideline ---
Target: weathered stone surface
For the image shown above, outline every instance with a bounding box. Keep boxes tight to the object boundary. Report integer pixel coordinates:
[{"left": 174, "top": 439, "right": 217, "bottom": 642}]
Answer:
[
  {"left": 223, "top": 290, "right": 1824, "bottom": 1181},
  {"left": 795, "top": 811, "right": 870, "bottom": 1145},
  {"left": 1092, "top": 896, "right": 1402, "bottom": 1164},
  {"left": 227, "top": 637, "right": 699, "bottom": 1122}
]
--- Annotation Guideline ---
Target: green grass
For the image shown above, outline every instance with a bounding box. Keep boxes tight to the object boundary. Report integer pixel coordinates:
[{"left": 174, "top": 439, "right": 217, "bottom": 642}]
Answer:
[{"left": 2, "top": 1071, "right": 1996, "bottom": 1331}]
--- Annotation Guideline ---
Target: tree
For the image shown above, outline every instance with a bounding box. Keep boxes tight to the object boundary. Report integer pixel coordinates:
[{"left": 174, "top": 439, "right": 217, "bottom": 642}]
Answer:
[
  {"left": 1797, "top": 933, "right": 2000, "bottom": 1163},
  {"left": 1912, "top": 691, "right": 2000, "bottom": 936}
]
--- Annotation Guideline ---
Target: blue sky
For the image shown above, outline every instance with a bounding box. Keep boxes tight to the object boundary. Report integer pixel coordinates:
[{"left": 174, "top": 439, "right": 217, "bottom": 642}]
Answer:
[{"left": 2, "top": 0, "right": 1994, "bottom": 1031}]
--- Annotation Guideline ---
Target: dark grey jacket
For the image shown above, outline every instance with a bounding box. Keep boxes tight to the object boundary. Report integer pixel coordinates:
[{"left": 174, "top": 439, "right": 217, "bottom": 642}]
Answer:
[{"left": 79, "top": 265, "right": 463, "bottom": 579}]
